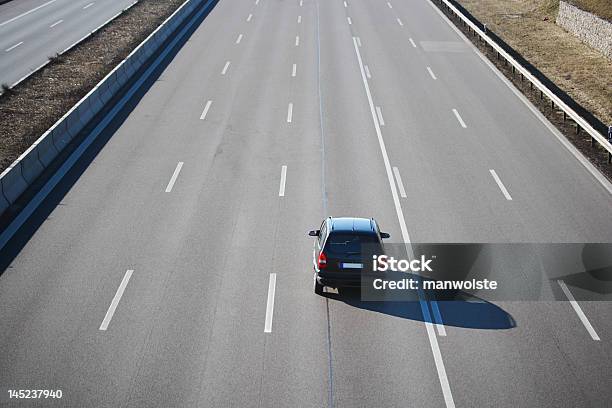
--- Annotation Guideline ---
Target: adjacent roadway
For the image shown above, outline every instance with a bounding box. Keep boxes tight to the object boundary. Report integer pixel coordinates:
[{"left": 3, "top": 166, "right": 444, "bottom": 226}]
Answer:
[{"left": 0, "top": 0, "right": 137, "bottom": 86}]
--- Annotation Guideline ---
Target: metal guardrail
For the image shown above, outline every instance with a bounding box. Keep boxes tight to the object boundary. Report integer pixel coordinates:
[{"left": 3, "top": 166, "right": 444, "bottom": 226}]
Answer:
[{"left": 434, "top": 0, "right": 612, "bottom": 162}]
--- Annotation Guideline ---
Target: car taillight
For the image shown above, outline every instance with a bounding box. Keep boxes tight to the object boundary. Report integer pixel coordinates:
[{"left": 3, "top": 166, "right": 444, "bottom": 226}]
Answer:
[{"left": 318, "top": 252, "right": 327, "bottom": 269}]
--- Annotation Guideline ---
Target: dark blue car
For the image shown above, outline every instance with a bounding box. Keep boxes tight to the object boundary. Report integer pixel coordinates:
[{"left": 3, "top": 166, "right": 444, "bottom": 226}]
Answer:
[{"left": 308, "top": 217, "right": 390, "bottom": 295}]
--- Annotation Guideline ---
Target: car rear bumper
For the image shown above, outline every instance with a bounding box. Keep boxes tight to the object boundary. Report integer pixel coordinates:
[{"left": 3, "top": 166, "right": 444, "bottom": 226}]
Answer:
[{"left": 316, "top": 271, "right": 366, "bottom": 288}]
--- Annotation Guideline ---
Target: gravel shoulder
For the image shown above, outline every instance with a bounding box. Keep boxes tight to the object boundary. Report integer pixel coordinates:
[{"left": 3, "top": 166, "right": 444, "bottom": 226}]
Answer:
[{"left": 0, "top": 0, "right": 186, "bottom": 172}]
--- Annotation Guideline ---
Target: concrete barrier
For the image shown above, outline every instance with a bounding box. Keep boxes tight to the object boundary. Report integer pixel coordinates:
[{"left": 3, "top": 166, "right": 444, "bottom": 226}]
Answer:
[
  {"left": 0, "top": 192, "right": 8, "bottom": 215},
  {"left": 49, "top": 121, "right": 68, "bottom": 155},
  {"left": 0, "top": 0, "right": 207, "bottom": 216},
  {"left": 97, "top": 73, "right": 119, "bottom": 104},
  {"left": 0, "top": 163, "right": 28, "bottom": 204},
  {"left": 36, "top": 133, "right": 60, "bottom": 167},
  {"left": 88, "top": 87, "right": 105, "bottom": 115},
  {"left": 19, "top": 145, "right": 45, "bottom": 184},
  {"left": 59, "top": 110, "right": 80, "bottom": 148}
]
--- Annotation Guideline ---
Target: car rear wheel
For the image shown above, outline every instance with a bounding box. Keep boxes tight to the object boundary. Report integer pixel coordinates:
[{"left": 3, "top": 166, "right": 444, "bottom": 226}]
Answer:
[{"left": 314, "top": 279, "right": 324, "bottom": 295}]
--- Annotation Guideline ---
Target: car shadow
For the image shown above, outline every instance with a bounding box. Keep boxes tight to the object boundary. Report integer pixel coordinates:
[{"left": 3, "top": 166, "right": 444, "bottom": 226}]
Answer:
[{"left": 322, "top": 273, "right": 516, "bottom": 330}]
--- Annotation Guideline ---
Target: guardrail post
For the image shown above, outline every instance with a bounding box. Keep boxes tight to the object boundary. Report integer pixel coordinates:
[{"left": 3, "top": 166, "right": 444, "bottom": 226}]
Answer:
[{"left": 608, "top": 126, "right": 612, "bottom": 164}]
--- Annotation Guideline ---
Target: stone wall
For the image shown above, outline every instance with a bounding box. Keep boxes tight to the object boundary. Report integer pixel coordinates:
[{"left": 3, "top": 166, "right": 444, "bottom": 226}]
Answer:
[{"left": 556, "top": 1, "right": 612, "bottom": 59}]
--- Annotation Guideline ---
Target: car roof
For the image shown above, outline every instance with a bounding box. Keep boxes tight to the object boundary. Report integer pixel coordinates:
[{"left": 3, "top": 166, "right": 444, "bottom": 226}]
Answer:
[{"left": 329, "top": 217, "right": 376, "bottom": 234}]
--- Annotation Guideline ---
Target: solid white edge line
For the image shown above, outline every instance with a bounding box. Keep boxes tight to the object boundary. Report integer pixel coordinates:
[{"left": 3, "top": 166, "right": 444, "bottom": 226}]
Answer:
[
  {"left": 431, "top": 300, "right": 447, "bottom": 336},
  {"left": 5, "top": 41, "right": 23, "bottom": 52},
  {"left": 558, "top": 280, "right": 600, "bottom": 341},
  {"left": 392, "top": 166, "right": 407, "bottom": 198},
  {"left": 279, "top": 165, "right": 287, "bottom": 196},
  {"left": 221, "top": 60, "right": 230, "bottom": 75},
  {"left": 200, "top": 100, "right": 212, "bottom": 120},
  {"left": 295, "top": 35, "right": 300, "bottom": 46},
  {"left": 247, "top": 13, "right": 252, "bottom": 22},
  {"left": 423, "top": 0, "right": 612, "bottom": 195},
  {"left": 83, "top": 2, "right": 95, "bottom": 10},
  {"left": 264, "top": 273, "right": 277, "bottom": 332},
  {"left": 292, "top": 63, "right": 297, "bottom": 77},
  {"left": 0, "top": 0, "right": 58, "bottom": 27},
  {"left": 352, "top": 36, "right": 456, "bottom": 408},
  {"left": 409, "top": 38, "right": 417, "bottom": 48},
  {"left": 236, "top": 33, "right": 243, "bottom": 44},
  {"left": 375, "top": 106, "right": 385, "bottom": 126},
  {"left": 427, "top": 66, "right": 437, "bottom": 80},
  {"left": 165, "top": 162, "right": 184, "bottom": 192},
  {"left": 364, "top": 64, "right": 371, "bottom": 79},
  {"left": 452, "top": 108, "right": 467, "bottom": 128},
  {"left": 99, "top": 270, "right": 133, "bottom": 330},
  {"left": 489, "top": 169, "right": 512, "bottom": 200},
  {"left": 49, "top": 19, "right": 63, "bottom": 28},
  {"left": 287, "top": 102, "right": 293, "bottom": 123}
]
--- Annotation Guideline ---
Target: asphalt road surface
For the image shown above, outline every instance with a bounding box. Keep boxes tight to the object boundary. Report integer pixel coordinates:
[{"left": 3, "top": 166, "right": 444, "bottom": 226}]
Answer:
[
  {"left": 0, "top": 0, "right": 137, "bottom": 86},
  {"left": 0, "top": 0, "right": 611, "bottom": 407}
]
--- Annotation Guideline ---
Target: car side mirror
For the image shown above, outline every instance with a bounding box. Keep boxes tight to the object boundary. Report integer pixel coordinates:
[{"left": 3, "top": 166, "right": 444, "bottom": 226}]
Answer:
[
  {"left": 380, "top": 232, "right": 390, "bottom": 239},
  {"left": 309, "top": 230, "right": 320, "bottom": 237}
]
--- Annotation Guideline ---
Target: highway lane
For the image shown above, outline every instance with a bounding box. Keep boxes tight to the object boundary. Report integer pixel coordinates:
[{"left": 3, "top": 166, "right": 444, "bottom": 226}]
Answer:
[
  {"left": 0, "top": 0, "right": 611, "bottom": 407},
  {"left": 346, "top": 0, "right": 612, "bottom": 407},
  {"left": 1, "top": 0, "right": 331, "bottom": 406},
  {"left": 0, "top": 0, "right": 136, "bottom": 87},
  {"left": 314, "top": 2, "right": 451, "bottom": 406}
]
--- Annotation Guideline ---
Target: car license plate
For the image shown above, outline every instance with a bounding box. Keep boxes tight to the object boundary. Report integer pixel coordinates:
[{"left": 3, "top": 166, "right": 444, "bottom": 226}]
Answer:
[{"left": 342, "top": 263, "right": 363, "bottom": 269}]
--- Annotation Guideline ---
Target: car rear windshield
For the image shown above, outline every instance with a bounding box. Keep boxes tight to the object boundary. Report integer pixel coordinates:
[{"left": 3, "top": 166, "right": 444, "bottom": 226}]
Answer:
[{"left": 325, "top": 233, "right": 381, "bottom": 256}]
